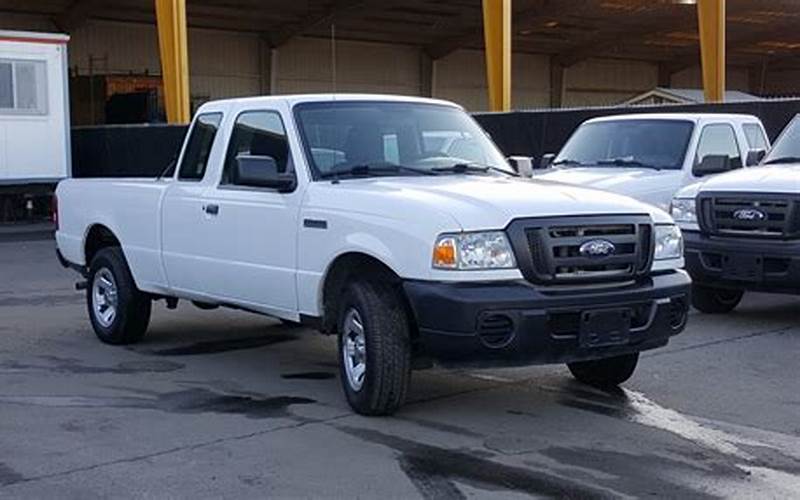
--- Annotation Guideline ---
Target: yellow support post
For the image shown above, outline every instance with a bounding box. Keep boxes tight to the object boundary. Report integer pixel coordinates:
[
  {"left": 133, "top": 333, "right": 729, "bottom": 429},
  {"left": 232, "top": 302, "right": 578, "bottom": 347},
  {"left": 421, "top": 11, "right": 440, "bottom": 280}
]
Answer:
[
  {"left": 155, "top": 0, "right": 190, "bottom": 123},
  {"left": 482, "top": 0, "right": 511, "bottom": 111},
  {"left": 697, "top": 0, "right": 725, "bottom": 103}
]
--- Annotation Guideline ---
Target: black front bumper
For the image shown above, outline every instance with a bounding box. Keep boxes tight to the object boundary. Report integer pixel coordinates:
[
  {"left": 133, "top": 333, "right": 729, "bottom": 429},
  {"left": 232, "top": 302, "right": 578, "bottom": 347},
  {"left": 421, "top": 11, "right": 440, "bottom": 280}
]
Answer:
[
  {"left": 403, "top": 271, "right": 690, "bottom": 367},
  {"left": 685, "top": 231, "right": 800, "bottom": 294}
]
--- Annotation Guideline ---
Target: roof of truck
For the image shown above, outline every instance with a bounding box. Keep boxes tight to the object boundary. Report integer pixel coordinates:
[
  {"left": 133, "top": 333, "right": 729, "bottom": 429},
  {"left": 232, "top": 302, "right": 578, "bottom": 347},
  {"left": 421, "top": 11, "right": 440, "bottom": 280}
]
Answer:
[
  {"left": 585, "top": 113, "right": 763, "bottom": 125},
  {"left": 201, "top": 94, "right": 462, "bottom": 112}
]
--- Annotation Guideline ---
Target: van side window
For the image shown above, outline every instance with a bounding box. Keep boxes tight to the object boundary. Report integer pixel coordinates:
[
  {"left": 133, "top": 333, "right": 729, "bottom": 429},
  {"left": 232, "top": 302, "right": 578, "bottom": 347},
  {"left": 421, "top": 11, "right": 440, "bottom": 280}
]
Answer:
[
  {"left": 695, "top": 124, "right": 742, "bottom": 170},
  {"left": 222, "top": 111, "right": 291, "bottom": 185},
  {"left": 178, "top": 113, "right": 223, "bottom": 181},
  {"left": 743, "top": 124, "right": 768, "bottom": 151}
]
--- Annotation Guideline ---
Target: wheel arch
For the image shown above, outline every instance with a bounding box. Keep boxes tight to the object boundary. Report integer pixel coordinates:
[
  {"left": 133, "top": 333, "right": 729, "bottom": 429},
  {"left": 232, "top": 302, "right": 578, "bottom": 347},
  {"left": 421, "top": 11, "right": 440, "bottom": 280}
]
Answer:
[{"left": 84, "top": 224, "right": 123, "bottom": 266}]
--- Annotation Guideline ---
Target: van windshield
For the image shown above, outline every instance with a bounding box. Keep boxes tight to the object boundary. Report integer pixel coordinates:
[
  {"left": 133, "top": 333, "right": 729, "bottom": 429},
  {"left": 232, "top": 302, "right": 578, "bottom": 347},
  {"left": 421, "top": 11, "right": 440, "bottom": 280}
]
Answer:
[
  {"left": 763, "top": 115, "right": 800, "bottom": 165},
  {"left": 553, "top": 119, "right": 695, "bottom": 170},
  {"left": 294, "top": 101, "right": 514, "bottom": 179}
]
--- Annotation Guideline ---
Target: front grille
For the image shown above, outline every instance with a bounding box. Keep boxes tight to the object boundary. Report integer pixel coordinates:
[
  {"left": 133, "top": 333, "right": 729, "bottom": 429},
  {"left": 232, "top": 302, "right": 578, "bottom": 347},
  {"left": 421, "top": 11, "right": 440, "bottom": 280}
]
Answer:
[
  {"left": 507, "top": 215, "right": 654, "bottom": 285},
  {"left": 699, "top": 193, "right": 800, "bottom": 239}
]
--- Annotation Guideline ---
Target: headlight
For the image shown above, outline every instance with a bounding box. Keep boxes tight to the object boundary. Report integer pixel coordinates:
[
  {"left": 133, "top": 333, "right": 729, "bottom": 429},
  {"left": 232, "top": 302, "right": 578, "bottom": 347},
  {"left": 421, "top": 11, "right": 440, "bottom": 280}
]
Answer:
[
  {"left": 670, "top": 198, "right": 697, "bottom": 224},
  {"left": 654, "top": 224, "right": 683, "bottom": 261},
  {"left": 433, "top": 231, "right": 516, "bottom": 270}
]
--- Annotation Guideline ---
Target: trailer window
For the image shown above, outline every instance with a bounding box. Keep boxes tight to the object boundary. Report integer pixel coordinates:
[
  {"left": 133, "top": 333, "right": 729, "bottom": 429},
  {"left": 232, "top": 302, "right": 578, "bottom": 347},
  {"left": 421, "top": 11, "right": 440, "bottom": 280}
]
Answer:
[{"left": 0, "top": 59, "right": 47, "bottom": 115}]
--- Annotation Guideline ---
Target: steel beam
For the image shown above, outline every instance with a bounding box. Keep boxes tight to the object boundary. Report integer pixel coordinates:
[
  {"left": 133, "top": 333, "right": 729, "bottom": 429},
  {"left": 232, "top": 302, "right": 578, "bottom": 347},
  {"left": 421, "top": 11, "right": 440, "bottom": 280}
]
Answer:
[
  {"left": 155, "top": 0, "right": 190, "bottom": 123},
  {"left": 697, "top": 0, "right": 725, "bottom": 102},
  {"left": 482, "top": 0, "right": 511, "bottom": 112}
]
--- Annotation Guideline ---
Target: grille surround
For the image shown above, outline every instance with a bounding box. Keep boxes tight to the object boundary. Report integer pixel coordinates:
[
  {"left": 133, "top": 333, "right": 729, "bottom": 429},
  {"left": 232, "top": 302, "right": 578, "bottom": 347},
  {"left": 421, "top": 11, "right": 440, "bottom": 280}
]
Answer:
[
  {"left": 698, "top": 192, "right": 800, "bottom": 240},
  {"left": 506, "top": 215, "right": 654, "bottom": 285}
]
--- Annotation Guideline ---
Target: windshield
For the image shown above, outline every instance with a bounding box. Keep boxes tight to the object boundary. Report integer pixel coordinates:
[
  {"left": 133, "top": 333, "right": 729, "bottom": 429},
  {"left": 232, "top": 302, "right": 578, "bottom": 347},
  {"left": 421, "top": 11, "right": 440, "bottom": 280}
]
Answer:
[
  {"left": 294, "top": 101, "right": 514, "bottom": 179},
  {"left": 553, "top": 119, "right": 695, "bottom": 170},
  {"left": 763, "top": 115, "right": 800, "bottom": 165}
]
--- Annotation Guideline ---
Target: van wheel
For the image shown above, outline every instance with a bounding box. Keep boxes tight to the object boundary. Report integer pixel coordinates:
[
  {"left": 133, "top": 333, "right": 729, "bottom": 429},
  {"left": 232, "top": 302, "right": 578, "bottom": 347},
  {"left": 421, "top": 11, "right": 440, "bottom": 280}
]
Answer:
[
  {"left": 87, "top": 247, "right": 151, "bottom": 345},
  {"left": 568, "top": 353, "right": 639, "bottom": 387},
  {"left": 337, "top": 279, "right": 411, "bottom": 416},
  {"left": 692, "top": 285, "right": 744, "bottom": 314}
]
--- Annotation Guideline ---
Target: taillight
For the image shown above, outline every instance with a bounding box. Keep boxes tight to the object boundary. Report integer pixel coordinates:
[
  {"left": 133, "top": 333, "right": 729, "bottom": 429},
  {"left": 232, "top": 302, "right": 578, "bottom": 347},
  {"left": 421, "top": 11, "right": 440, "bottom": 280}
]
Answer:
[{"left": 51, "top": 193, "right": 59, "bottom": 231}]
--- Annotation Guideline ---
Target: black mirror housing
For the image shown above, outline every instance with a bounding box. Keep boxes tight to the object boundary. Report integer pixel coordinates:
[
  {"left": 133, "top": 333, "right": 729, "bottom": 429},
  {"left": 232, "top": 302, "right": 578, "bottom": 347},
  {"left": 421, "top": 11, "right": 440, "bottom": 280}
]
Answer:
[
  {"left": 745, "top": 149, "right": 767, "bottom": 166},
  {"left": 693, "top": 154, "right": 731, "bottom": 177},
  {"left": 235, "top": 155, "right": 295, "bottom": 191},
  {"left": 539, "top": 153, "right": 555, "bottom": 169}
]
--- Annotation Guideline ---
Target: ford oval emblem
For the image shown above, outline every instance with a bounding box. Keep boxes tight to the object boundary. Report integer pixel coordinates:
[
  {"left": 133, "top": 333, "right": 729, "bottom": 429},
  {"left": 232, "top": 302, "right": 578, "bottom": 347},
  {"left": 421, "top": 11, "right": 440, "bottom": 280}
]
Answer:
[
  {"left": 733, "top": 208, "right": 766, "bottom": 221},
  {"left": 579, "top": 239, "right": 616, "bottom": 258}
]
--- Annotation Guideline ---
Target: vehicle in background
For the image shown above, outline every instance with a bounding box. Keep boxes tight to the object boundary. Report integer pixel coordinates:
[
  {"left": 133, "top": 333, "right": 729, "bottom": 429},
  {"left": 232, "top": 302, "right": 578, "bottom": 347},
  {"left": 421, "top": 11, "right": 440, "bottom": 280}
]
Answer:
[
  {"left": 55, "top": 94, "right": 690, "bottom": 415},
  {"left": 0, "top": 30, "right": 70, "bottom": 222},
  {"left": 672, "top": 114, "right": 800, "bottom": 313},
  {"left": 534, "top": 114, "right": 769, "bottom": 211}
]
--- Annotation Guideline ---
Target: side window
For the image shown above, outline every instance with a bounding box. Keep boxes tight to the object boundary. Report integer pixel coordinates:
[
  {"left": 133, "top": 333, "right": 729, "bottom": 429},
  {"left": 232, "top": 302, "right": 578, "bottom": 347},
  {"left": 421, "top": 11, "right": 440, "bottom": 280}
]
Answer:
[
  {"left": 743, "top": 124, "right": 768, "bottom": 151},
  {"left": 0, "top": 59, "right": 48, "bottom": 115},
  {"left": 695, "top": 124, "right": 742, "bottom": 169},
  {"left": 178, "top": 113, "right": 222, "bottom": 181},
  {"left": 222, "top": 111, "right": 291, "bottom": 185}
]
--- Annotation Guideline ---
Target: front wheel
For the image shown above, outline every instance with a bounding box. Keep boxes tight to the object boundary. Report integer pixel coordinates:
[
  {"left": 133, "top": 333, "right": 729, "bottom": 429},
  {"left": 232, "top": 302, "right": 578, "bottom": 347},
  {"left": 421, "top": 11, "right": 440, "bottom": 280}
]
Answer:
[
  {"left": 87, "top": 247, "right": 151, "bottom": 345},
  {"left": 568, "top": 353, "right": 639, "bottom": 388},
  {"left": 691, "top": 285, "right": 744, "bottom": 314},
  {"left": 337, "top": 280, "right": 411, "bottom": 416}
]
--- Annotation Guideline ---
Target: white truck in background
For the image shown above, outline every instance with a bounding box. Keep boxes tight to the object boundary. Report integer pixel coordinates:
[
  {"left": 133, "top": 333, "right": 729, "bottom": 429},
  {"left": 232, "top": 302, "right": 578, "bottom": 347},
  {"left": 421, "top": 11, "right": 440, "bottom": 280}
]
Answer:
[
  {"left": 535, "top": 114, "right": 769, "bottom": 212},
  {"left": 54, "top": 94, "right": 691, "bottom": 416}
]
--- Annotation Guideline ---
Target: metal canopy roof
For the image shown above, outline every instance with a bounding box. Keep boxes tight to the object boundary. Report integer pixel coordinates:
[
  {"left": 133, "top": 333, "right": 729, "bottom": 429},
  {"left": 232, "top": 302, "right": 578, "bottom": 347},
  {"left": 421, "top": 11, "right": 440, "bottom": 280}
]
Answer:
[{"left": 2, "top": 0, "right": 799, "bottom": 70}]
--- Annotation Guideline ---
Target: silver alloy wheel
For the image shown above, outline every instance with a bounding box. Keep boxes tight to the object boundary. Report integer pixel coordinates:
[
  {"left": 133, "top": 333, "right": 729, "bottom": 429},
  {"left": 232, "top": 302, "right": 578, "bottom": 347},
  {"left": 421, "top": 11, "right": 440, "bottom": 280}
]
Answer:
[
  {"left": 342, "top": 307, "right": 367, "bottom": 392},
  {"left": 92, "top": 268, "right": 118, "bottom": 328}
]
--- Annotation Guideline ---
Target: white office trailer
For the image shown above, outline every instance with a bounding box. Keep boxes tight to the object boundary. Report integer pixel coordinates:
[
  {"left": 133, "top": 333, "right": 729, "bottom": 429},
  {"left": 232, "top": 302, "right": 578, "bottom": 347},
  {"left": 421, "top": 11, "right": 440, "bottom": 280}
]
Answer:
[{"left": 0, "top": 30, "right": 70, "bottom": 187}]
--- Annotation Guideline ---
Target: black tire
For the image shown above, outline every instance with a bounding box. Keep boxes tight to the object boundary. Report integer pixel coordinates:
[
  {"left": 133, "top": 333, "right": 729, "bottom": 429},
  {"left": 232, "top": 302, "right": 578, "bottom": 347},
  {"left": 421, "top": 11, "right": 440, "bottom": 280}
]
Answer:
[
  {"left": 87, "top": 247, "right": 151, "bottom": 345},
  {"left": 691, "top": 284, "right": 744, "bottom": 314},
  {"left": 568, "top": 353, "right": 639, "bottom": 388},
  {"left": 337, "top": 279, "right": 411, "bottom": 416}
]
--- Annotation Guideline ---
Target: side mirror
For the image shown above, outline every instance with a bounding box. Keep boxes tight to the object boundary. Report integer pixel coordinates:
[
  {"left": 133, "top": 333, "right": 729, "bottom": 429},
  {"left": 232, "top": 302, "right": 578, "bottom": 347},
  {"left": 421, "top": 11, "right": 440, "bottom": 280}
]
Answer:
[
  {"left": 235, "top": 155, "right": 295, "bottom": 191},
  {"left": 693, "top": 154, "right": 731, "bottom": 177},
  {"left": 507, "top": 156, "right": 534, "bottom": 177},
  {"left": 539, "top": 153, "right": 555, "bottom": 169},
  {"left": 745, "top": 149, "right": 766, "bottom": 166}
]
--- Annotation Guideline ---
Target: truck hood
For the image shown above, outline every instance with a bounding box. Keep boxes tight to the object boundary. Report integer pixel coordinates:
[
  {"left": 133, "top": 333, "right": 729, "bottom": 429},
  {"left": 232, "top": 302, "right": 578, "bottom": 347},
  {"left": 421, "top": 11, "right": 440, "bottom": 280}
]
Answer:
[
  {"left": 307, "top": 175, "right": 672, "bottom": 231},
  {"left": 676, "top": 165, "right": 800, "bottom": 199},
  {"left": 535, "top": 167, "right": 682, "bottom": 194}
]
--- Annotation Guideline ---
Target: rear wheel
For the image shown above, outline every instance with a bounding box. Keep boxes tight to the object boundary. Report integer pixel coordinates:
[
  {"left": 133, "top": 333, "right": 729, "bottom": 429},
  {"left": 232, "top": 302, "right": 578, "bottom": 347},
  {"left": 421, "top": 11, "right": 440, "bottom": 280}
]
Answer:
[
  {"left": 337, "top": 279, "right": 411, "bottom": 416},
  {"left": 568, "top": 353, "right": 639, "bottom": 388},
  {"left": 87, "top": 247, "right": 151, "bottom": 345},
  {"left": 691, "top": 285, "right": 744, "bottom": 314}
]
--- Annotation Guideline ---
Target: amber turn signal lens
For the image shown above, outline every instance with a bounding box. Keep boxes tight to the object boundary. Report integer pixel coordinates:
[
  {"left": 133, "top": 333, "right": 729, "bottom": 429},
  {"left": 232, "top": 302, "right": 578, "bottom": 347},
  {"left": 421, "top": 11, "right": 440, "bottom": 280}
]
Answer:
[{"left": 433, "top": 237, "right": 457, "bottom": 268}]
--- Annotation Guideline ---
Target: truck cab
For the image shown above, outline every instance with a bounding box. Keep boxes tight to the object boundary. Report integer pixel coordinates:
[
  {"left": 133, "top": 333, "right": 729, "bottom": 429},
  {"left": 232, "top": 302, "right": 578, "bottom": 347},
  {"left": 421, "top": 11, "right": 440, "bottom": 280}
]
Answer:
[
  {"left": 672, "top": 114, "right": 800, "bottom": 313},
  {"left": 535, "top": 113, "right": 769, "bottom": 211},
  {"left": 55, "top": 94, "right": 691, "bottom": 415}
]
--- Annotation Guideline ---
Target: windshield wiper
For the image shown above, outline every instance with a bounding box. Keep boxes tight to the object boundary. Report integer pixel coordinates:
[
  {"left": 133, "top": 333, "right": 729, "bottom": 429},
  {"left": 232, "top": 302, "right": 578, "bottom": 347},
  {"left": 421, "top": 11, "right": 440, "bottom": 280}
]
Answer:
[
  {"left": 319, "top": 164, "right": 436, "bottom": 180},
  {"left": 763, "top": 156, "right": 800, "bottom": 165},
  {"left": 432, "top": 162, "right": 518, "bottom": 177},
  {"left": 596, "top": 158, "right": 661, "bottom": 170},
  {"left": 551, "top": 158, "right": 584, "bottom": 167}
]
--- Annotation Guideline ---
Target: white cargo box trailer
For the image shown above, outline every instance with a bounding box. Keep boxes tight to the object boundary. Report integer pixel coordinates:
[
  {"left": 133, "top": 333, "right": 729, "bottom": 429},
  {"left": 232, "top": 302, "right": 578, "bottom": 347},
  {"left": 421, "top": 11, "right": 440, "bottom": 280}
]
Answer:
[{"left": 0, "top": 30, "right": 70, "bottom": 186}]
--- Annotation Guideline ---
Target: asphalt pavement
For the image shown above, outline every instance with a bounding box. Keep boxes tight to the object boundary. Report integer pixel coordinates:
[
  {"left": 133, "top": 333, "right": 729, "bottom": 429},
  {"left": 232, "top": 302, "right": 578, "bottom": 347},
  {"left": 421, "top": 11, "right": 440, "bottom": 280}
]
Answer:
[{"left": 1, "top": 236, "right": 799, "bottom": 499}]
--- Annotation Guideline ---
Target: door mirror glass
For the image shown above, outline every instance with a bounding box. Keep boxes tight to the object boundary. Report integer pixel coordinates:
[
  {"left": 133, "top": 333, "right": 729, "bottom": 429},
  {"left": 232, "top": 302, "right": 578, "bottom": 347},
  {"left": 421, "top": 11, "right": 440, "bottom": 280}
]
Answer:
[
  {"left": 693, "top": 154, "right": 731, "bottom": 177},
  {"left": 539, "top": 153, "right": 555, "bottom": 169},
  {"left": 507, "top": 156, "right": 534, "bottom": 177},
  {"left": 745, "top": 148, "right": 766, "bottom": 166},
  {"left": 235, "top": 154, "right": 295, "bottom": 191}
]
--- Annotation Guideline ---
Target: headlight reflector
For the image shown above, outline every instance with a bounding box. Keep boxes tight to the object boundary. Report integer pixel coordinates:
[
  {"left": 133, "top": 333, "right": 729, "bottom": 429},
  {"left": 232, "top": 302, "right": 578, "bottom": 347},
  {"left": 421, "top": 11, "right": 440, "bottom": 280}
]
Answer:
[
  {"left": 433, "top": 231, "right": 516, "bottom": 270},
  {"left": 654, "top": 224, "right": 683, "bottom": 261},
  {"left": 670, "top": 198, "right": 697, "bottom": 224}
]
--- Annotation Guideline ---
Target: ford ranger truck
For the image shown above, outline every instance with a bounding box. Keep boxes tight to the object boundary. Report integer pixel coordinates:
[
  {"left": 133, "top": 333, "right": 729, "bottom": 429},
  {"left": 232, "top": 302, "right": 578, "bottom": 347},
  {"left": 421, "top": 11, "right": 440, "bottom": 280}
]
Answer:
[
  {"left": 54, "top": 94, "right": 690, "bottom": 416},
  {"left": 672, "top": 114, "right": 800, "bottom": 314},
  {"left": 536, "top": 113, "right": 769, "bottom": 211}
]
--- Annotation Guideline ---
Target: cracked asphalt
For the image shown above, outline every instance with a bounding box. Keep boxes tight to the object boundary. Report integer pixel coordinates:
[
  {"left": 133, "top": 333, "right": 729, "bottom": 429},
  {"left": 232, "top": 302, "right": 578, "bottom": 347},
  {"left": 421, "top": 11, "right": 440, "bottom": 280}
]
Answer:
[{"left": 1, "top": 236, "right": 799, "bottom": 499}]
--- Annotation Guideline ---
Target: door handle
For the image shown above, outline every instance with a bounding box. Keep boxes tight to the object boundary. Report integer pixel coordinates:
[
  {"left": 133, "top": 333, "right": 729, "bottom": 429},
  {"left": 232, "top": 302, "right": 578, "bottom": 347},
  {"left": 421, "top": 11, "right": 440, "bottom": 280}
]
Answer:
[{"left": 203, "top": 204, "right": 219, "bottom": 216}]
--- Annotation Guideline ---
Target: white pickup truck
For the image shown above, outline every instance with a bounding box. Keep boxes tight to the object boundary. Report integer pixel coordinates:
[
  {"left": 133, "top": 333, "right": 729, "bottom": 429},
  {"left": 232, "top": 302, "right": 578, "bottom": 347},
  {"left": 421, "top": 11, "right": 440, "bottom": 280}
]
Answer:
[
  {"left": 672, "top": 114, "right": 800, "bottom": 314},
  {"left": 55, "top": 94, "right": 690, "bottom": 415},
  {"left": 535, "top": 113, "right": 770, "bottom": 211}
]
